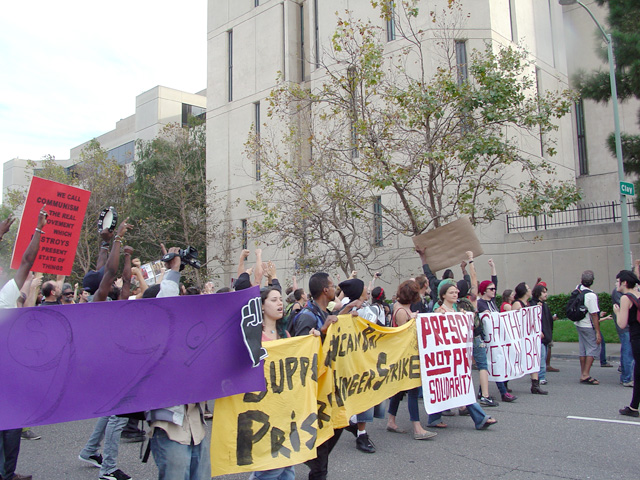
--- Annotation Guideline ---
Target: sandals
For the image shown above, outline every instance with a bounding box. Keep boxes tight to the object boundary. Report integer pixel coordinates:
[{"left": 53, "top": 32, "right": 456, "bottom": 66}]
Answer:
[
  {"left": 580, "top": 377, "right": 600, "bottom": 385},
  {"left": 481, "top": 417, "right": 497, "bottom": 429},
  {"left": 427, "top": 422, "right": 448, "bottom": 429}
]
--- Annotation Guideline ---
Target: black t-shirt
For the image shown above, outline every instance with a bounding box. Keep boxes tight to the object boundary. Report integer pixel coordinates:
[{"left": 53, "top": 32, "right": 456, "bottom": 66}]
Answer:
[{"left": 625, "top": 293, "right": 640, "bottom": 341}]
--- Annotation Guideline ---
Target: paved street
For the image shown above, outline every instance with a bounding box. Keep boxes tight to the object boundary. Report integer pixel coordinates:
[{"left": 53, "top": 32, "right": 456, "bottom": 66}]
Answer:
[{"left": 18, "top": 352, "right": 639, "bottom": 480}]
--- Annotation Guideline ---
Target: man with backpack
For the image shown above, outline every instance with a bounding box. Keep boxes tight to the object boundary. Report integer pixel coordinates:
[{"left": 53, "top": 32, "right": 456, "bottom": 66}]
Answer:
[{"left": 571, "top": 270, "right": 603, "bottom": 385}]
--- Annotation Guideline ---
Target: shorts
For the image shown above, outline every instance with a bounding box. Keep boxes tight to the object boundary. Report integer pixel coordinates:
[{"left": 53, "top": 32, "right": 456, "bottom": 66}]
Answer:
[
  {"left": 473, "top": 336, "right": 488, "bottom": 371},
  {"left": 576, "top": 326, "right": 601, "bottom": 357}
]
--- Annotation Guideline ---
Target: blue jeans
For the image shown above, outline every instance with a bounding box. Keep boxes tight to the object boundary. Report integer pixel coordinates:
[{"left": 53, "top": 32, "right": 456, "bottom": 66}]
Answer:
[
  {"left": 496, "top": 382, "right": 507, "bottom": 395},
  {"left": 388, "top": 386, "right": 421, "bottom": 422},
  {"left": 539, "top": 343, "right": 548, "bottom": 382},
  {"left": 150, "top": 427, "right": 211, "bottom": 480},
  {"left": 427, "top": 402, "right": 489, "bottom": 429},
  {"left": 0, "top": 428, "right": 22, "bottom": 479},
  {"left": 617, "top": 328, "right": 634, "bottom": 383},
  {"left": 356, "top": 407, "right": 374, "bottom": 423},
  {"left": 600, "top": 336, "right": 608, "bottom": 365},
  {"left": 249, "top": 466, "right": 295, "bottom": 480},
  {"left": 80, "top": 415, "right": 128, "bottom": 476}
]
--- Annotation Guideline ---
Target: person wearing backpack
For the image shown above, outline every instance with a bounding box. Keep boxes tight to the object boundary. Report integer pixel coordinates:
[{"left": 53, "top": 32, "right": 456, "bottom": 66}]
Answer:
[
  {"left": 573, "top": 270, "right": 602, "bottom": 385},
  {"left": 612, "top": 270, "right": 640, "bottom": 417}
]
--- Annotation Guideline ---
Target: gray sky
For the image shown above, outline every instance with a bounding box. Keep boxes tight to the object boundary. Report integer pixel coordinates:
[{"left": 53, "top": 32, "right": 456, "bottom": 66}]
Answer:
[{"left": 0, "top": 1, "right": 207, "bottom": 194}]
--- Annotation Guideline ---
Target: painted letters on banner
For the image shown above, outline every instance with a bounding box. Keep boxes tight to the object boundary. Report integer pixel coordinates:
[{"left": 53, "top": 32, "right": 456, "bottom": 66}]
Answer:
[
  {"left": 479, "top": 305, "right": 542, "bottom": 381},
  {"left": 416, "top": 312, "right": 476, "bottom": 414},
  {"left": 323, "top": 315, "right": 421, "bottom": 428},
  {"left": 11, "top": 176, "right": 91, "bottom": 275},
  {"left": 211, "top": 335, "right": 331, "bottom": 476}
]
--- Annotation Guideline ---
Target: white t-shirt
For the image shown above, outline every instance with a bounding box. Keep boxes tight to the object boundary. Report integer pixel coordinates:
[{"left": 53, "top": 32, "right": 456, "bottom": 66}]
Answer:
[
  {"left": 0, "top": 279, "right": 20, "bottom": 309},
  {"left": 575, "top": 284, "right": 599, "bottom": 329}
]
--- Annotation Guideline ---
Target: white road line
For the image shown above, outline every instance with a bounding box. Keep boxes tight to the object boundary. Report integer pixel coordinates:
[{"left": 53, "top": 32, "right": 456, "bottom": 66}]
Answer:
[{"left": 567, "top": 415, "right": 640, "bottom": 426}]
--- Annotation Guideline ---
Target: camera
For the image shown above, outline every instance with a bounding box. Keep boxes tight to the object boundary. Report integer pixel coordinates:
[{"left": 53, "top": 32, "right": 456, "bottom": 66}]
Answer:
[{"left": 161, "top": 246, "right": 202, "bottom": 271}]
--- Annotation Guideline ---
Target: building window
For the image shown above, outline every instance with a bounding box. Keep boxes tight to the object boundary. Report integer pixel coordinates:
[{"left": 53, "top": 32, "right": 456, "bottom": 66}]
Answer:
[
  {"left": 575, "top": 99, "right": 589, "bottom": 175},
  {"left": 314, "top": 0, "right": 320, "bottom": 68},
  {"left": 228, "top": 30, "right": 233, "bottom": 102},
  {"left": 508, "top": 0, "right": 517, "bottom": 42},
  {"left": 348, "top": 66, "right": 359, "bottom": 158},
  {"left": 107, "top": 141, "right": 135, "bottom": 165},
  {"left": 300, "top": 4, "right": 305, "bottom": 81},
  {"left": 182, "top": 103, "right": 206, "bottom": 127},
  {"left": 535, "top": 67, "right": 545, "bottom": 156},
  {"left": 254, "top": 101, "right": 261, "bottom": 181},
  {"left": 255, "top": 0, "right": 259, "bottom": 6},
  {"left": 241, "top": 219, "right": 248, "bottom": 250},
  {"left": 373, "top": 196, "right": 383, "bottom": 247},
  {"left": 455, "top": 40, "right": 468, "bottom": 85},
  {"left": 386, "top": 2, "right": 396, "bottom": 42}
]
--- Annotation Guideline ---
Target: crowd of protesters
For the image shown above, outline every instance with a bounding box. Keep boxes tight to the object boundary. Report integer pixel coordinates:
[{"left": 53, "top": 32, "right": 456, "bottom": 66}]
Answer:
[{"left": 0, "top": 208, "right": 638, "bottom": 480}]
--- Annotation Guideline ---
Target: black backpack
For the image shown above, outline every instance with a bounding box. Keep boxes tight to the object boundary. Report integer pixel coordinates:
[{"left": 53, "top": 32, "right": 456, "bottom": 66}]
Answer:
[{"left": 566, "top": 288, "right": 590, "bottom": 322}]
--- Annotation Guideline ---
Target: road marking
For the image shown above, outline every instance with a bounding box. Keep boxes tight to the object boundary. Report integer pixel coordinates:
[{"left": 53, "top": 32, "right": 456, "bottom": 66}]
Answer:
[{"left": 567, "top": 415, "right": 640, "bottom": 426}]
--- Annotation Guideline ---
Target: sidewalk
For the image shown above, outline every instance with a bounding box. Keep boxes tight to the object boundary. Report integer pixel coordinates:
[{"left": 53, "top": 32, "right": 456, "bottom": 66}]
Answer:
[{"left": 551, "top": 341, "right": 621, "bottom": 362}]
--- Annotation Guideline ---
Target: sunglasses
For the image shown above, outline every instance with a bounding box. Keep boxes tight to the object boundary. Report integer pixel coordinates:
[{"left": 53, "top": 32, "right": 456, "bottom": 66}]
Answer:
[
  {"left": 487, "top": 287, "right": 496, "bottom": 291},
  {"left": 63, "top": 292, "right": 74, "bottom": 296}
]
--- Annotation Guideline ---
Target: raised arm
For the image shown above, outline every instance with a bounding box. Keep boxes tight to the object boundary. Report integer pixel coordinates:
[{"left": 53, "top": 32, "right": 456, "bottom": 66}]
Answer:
[
  {"left": 0, "top": 214, "right": 16, "bottom": 243},
  {"left": 416, "top": 245, "right": 439, "bottom": 303},
  {"left": 237, "top": 249, "right": 250, "bottom": 278},
  {"left": 253, "top": 248, "right": 264, "bottom": 286},
  {"left": 93, "top": 218, "right": 132, "bottom": 302},
  {"left": 15, "top": 207, "right": 47, "bottom": 290},
  {"left": 119, "top": 246, "right": 133, "bottom": 300},
  {"left": 96, "top": 229, "right": 114, "bottom": 271},
  {"left": 466, "top": 251, "right": 478, "bottom": 303},
  {"left": 25, "top": 273, "right": 43, "bottom": 307},
  {"left": 488, "top": 258, "right": 497, "bottom": 288}
]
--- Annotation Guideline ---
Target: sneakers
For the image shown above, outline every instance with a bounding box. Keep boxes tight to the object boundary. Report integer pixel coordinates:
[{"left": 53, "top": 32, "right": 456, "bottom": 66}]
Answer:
[
  {"left": 619, "top": 406, "right": 639, "bottom": 418},
  {"left": 11, "top": 474, "right": 32, "bottom": 480},
  {"left": 100, "top": 469, "right": 131, "bottom": 480},
  {"left": 78, "top": 454, "right": 103, "bottom": 468},
  {"left": 21, "top": 429, "right": 41, "bottom": 440},
  {"left": 501, "top": 392, "right": 518, "bottom": 402},
  {"left": 479, "top": 395, "right": 499, "bottom": 407},
  {"left": 622, "top": 381, "right": 634, "bottom": 387},
  {"left": 355, "top": 433, "right": 376, "bottom": 453},
  {"left": 539, "top": 379, "right": 548, "bottom": 385}
]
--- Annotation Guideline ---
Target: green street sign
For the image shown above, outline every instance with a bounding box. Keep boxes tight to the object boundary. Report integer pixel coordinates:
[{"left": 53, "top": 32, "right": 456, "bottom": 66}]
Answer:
[{"left": 620, "top": 181, "right": 635, "bottom": 196}]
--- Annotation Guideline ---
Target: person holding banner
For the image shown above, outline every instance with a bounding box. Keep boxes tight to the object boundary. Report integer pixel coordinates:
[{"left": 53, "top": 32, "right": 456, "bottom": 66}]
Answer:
[
  {"left": 0, "top": 206, "right": 47, "bottom": 480},
  {"left": 612, "top": 270, "right": 640, "bottom": 418},
  {"left": 426, "top": 282, "right": 498, "bottom": 430},
  {"left": 512, "top": 283, "right": 548, "bottom": 395},
  {"left": 247, "top": 286, "right": 297, "bottom": 480},
  {"left": 386, "top": 280, "right": 437, "bottom": 440}
]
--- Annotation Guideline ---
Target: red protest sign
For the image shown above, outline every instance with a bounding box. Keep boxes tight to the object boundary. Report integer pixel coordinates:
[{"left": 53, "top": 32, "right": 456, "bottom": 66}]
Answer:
[{"left": 11, "top": 177, "right": 91, "bottom": 275}]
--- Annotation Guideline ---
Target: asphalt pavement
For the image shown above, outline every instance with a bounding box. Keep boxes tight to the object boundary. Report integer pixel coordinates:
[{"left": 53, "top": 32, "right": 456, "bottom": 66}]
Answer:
[{"left": 17, "top": 346, "right": 638, "bottom": 480}]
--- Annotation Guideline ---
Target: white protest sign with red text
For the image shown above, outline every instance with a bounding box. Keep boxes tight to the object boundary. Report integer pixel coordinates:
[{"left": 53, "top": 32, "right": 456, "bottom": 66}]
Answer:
[
  {"left": 416, "top": 312, "right": 476, "bottom": 414},
  {"left": 11, "top": 177, "right": 90, "bottom": 275},
  {"left": 480, "top": 305, "right": 542, "bottom": 381}
]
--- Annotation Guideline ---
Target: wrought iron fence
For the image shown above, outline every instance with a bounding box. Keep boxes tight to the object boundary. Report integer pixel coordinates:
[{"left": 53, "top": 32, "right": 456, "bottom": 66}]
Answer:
[{"left": 506, "top": 199, "right": 640, "bottom": 233}]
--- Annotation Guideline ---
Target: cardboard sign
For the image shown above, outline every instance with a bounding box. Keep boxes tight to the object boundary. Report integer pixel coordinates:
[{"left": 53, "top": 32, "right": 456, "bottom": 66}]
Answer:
[
  {"left": 11, "top": 177, "right": 90, "bottom": 275},
  {"left": 416, "top": 312, "right": 476, "bottom": 414},
  {"left": 411, "top": 217, "right": 483, "bottom": 273},
  {"left": 211, "top": 335, "right": 329, "bottom": 476},
  {"left": 480, "top": 306, "right": 542, "bottom": 381},
  {"left": 0, "top": 287, "right": 266, "bottom": 430}
]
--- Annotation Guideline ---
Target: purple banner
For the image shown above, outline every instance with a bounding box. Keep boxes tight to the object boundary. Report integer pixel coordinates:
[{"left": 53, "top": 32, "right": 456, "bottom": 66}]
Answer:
[{"left": 0, "top": 286, "right": 266, "bottom": 430}]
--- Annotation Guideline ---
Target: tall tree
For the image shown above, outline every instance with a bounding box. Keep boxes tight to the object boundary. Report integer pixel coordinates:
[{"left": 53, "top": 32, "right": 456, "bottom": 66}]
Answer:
[
  {"left": 129, "top": 122, "right": 221, "bottom": 286},
  {"left": 247, "top": 1, "right": 580, "bottom": 273},
  {"left": 576, "top": 0, "right": 640, "bottom": 207}
]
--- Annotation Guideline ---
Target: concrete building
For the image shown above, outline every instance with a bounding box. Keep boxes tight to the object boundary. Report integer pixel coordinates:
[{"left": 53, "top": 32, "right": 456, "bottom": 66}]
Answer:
[
  {"left": 2, "top": 85, "right": 206, "bottom": 204},
  {"left": 206, "top": 0, "right": 640, "bottom": 293}
]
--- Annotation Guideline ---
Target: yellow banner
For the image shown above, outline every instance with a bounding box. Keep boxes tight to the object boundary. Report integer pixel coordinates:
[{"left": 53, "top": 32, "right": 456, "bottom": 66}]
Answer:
[
  {"left": 322, "top": 315, "right": 421, "bottom": 428},
  {"left": 210, "top": 335, "right": 331, "bottom": 476},
  {"left": 210, "top": 316, "right": 421, "bottom": 475}
]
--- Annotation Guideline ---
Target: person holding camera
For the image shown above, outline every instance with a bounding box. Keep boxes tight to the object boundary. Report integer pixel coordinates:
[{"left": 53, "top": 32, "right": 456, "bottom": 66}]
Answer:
[{"left": 145, "top": 244, "right": 210, "bottom": 480}]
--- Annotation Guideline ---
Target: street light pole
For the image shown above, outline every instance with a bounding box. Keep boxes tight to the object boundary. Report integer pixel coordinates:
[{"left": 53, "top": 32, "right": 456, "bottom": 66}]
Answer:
[{"left": 559, "top": 0, "right": 632, "bottom": 270}]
